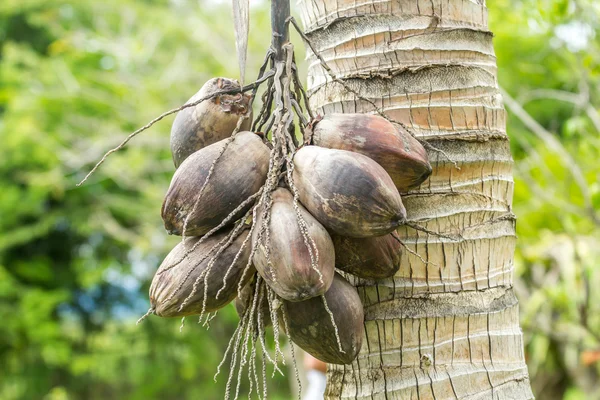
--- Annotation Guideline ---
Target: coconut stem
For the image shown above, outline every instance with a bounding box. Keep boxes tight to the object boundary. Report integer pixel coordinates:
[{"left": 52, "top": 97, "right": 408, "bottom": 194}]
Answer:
[
  {"left": 271, "top": 0, "right": 290, "bottom": 62},
  {"left": 136, "top": 307, "right": 155, "bottom": 325},
  {"left": 391, "top": 231, "right": 438, "bottom": 267},
  {"left": 321, "top": 294, "right": 345, "bottom": 354}
]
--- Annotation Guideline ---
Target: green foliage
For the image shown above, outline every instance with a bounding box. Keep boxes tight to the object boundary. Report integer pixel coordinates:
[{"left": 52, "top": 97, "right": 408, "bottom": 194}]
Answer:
[
  {"left": 490, "top": 1, "right": 600, "bottom": 398},
  {"left": 0, "top": 1, "right": 288, "bottom": 399}
]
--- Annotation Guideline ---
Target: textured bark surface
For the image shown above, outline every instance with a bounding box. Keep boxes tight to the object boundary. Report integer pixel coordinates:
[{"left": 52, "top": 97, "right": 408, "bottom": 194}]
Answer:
[{"left": 297, "top": 0, "right": 534, "bottom": 398}]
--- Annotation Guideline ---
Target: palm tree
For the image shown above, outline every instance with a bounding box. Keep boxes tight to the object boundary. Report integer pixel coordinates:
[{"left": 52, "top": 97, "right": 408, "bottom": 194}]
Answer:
[{"left": 296, "top": 0, "right": 534, "bottom": 397}]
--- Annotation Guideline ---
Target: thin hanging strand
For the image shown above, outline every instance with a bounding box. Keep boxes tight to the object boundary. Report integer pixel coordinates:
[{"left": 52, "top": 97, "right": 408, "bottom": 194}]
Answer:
[
  {"left": 136, "top": 307, "right": 155, "bottom": 325},
  {"left": 280, "top": 305, "right": 302, "bottom": 400},
  {"left": 321, "top": 294, "right": 345, "bottom": 354},
  {"left": 391, "top": 231, "right": 438, "bottom": 266},
  {"left": 158, "top": 190, "right": 261, "bottom": 276}
]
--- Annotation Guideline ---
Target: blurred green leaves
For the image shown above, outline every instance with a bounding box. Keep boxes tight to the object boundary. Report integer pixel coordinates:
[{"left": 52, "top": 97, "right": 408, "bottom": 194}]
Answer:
[
  {"left": 491, "top": 0, "right": 600, "bottom": 398},
  {"left": 0, "top": 1, "right": 289, "bottom": 399}
]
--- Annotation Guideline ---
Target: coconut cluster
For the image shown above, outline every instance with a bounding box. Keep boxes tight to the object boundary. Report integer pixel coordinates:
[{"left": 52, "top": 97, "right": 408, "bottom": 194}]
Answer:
[{"left": 147, "top": 77, "right": 431, "bottom": 367}]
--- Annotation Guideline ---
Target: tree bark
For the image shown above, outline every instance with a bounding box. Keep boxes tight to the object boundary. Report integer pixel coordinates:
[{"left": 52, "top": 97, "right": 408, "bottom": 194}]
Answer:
[{"left": 296, "top": 0, "right": 534, "bottom": 398}]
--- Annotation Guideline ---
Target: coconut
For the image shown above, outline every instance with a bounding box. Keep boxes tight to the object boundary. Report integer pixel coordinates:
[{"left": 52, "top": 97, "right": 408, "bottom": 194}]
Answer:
[
  {"left": 292, "top": 146, "right": 406, "bottom": 238},
  {"left": 171, "top": 77, "right": 252, "bottom": 168},
  {"left": 252, "top": 188, "right": 335, "bottom": 302},
  {"left": 332, "top": 233, "right": 402, "bottom": 279},
  {"left": 282, "top": 273, "right": 364, "bottom": 364},
  {"left": 311, "top": 113, "right": 432, "bottom": 191},
  {"left": 162, "top": 131, "right": 269, "bottom": 237},
  {"left": 150, "top": 228, "right": 253, "bottom": 317}
]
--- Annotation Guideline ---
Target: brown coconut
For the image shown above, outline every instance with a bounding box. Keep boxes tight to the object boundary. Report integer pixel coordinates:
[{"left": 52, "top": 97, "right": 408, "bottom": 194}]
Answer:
[
  {"left": 150, "top": 228, "right": 253, "bottom": 317},
  {"left": 282, "top": 273, "right": 364, "bottom": 364},
  {"left": 311, "top": 113, "right": 432, "bottom": 191},
  {"left": 162, "top": 131, "right": 269, "bottom": 237},
  {"left": 252, "top": 188, "right": 335, "bottom": 302},
  {"left": 171, "top": 77, "right": 252, "bottom": 168},
  {"left": 292, "top": 146, "right": 406, "bottom": 238},
  {"left": 332, "top": 233, "right": 402, "bottom": 279}
]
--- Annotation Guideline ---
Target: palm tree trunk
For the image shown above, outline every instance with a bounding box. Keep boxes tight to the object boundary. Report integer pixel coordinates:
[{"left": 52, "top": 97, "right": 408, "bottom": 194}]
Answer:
[{"left": 296, "top": 0, "right": 534, "bottom": 398}]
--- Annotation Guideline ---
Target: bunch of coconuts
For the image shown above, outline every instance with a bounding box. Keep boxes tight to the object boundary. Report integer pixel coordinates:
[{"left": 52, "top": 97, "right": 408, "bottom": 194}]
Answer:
[{"left": 147, "top": 77, "right": 431, "bottom": 366}]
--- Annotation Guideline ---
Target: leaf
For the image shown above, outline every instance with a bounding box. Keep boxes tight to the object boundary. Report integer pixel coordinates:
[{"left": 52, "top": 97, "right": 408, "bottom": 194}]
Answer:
[{"left": 232, "top": 0, "right": 249, "bottom": 85}]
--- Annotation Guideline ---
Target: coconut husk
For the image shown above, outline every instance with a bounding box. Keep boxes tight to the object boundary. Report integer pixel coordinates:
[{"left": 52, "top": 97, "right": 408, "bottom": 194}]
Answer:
[
  {"left": 252, "top": 188, "right": 335, "bottom": 302},
  {"left": 162, "top": 131, "right": 269, "bottom": 237},
  {"left": 332, "top": 233, "right": 401, "bottom": 279},
  {"left": 292, "top": 146, "right": 406, "bottom": 238},
  {"left": 150, "top": 228, "right": 253, "bottom": 317},
  {"left": 282, "top": 273, "right": 364, "bottom": 364}
]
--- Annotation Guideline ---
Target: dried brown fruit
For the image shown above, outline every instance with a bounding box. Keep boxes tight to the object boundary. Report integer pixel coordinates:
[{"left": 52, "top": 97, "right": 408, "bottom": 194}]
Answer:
[
  {"left": 282, "top": 273, "right": 364, "bottom": 364},
  {"left": 292, "top": 146, "right": 406, "bottom": 238},
  {"left": 332, "top": 233, "right": 402, "bottom": 279},
  {"left": 162, "top": 131, "right": 269, "bottom": 237},
  {"left": 150, "top": 228, "right": 253, "bottom": 317},
  {"left": 171, "top": 77, "right": 252, "bottom": 168},
  {"left": 252, "top": 188, "right": 335, "bottom": 302}
]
